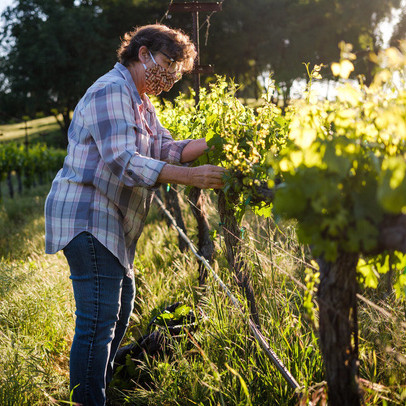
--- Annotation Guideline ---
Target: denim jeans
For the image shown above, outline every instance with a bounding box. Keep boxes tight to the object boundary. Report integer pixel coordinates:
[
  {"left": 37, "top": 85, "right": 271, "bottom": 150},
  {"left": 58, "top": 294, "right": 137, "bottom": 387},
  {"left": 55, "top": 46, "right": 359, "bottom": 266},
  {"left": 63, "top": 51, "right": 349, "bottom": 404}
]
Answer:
[{"left": 63, "top": 232, "right": 135, "bottom": 406}]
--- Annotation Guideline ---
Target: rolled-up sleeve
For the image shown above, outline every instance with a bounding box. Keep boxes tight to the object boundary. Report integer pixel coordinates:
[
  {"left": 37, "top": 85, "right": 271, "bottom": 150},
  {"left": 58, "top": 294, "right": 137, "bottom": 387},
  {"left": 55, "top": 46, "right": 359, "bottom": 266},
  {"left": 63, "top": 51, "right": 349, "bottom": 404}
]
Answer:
[
  {"left": 82, "top": 83, "right": 166, "bottom": 188},
  {"left": 156, "top": 115, "right": 192, "bottom": 164}
]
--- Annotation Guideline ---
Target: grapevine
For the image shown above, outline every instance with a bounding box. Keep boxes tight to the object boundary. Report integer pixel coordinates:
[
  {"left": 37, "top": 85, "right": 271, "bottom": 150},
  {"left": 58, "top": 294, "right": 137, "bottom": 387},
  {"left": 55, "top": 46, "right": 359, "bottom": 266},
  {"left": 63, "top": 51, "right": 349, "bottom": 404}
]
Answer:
[{"left": 153, "top": 43, "right": 406, "bottom": 404}]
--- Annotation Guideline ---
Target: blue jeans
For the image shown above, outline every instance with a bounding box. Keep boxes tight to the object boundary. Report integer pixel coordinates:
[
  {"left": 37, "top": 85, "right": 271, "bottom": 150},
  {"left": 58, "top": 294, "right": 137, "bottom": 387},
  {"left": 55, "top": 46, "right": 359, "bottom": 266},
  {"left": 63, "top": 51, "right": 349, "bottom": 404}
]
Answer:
[{"left": 63, "top": 232, "right": 135, "bottom": 406}]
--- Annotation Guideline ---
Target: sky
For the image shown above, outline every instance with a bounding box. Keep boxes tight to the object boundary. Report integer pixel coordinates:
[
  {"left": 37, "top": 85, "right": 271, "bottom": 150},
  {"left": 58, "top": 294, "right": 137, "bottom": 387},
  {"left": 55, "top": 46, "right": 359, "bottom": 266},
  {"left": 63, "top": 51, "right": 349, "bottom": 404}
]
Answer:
[
  {"left": 0, "top": 0, "right": 13, "bottom": 14},
  {"left": 0, "top": 0, "right": 13, "bottom": 28},
  {"left": 379, "top": 0, "right": 405, "bottom": 47}
]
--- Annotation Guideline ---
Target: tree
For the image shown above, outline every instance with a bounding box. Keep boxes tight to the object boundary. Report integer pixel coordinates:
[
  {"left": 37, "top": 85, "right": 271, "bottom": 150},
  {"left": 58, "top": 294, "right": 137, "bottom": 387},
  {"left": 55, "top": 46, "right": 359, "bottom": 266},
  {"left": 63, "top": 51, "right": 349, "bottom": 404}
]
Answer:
[
  {"left": 0, "top": 0, "right": 193, "bottom": 137},
  {"left": 0, "top": 0, "right": 113, "bottom": 142}
]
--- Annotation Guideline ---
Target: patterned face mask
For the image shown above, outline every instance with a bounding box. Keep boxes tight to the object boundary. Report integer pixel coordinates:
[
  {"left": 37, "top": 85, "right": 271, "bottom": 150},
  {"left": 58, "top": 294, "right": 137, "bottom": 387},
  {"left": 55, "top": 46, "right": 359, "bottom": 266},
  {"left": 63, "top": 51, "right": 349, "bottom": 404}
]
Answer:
[{"left": 143, "top": 51, "right": 178, "bottom": 95}]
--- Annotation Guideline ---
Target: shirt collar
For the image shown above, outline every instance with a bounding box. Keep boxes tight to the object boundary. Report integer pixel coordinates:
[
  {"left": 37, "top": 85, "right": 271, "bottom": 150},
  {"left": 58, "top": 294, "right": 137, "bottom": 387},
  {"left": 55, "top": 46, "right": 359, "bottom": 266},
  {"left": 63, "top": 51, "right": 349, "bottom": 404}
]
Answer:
[{"left": 114, "top": 62, "right": 142, "bottom": 105}]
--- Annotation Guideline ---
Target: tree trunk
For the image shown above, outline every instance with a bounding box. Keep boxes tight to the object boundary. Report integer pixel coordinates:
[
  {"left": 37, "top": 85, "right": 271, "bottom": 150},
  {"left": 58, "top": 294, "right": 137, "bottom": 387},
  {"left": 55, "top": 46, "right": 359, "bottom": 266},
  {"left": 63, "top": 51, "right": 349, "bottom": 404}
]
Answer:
[
  {"left": 162, "top": 184, "right": 188, "bottom": 252},
  {"left": 188, "top": 187, "right": 214, "bottom": 286},
  {"left": 63, "top": 110, "right": 71, "bottom": 135},
  {"left": 217, "top": 191, "right": 260, "bottom": 327},
  {"left": 317, "top": 252, "right": 361, "bottom": 406},
  {"left": 52, "top": 110, "right": 70, "bottom": 147}
]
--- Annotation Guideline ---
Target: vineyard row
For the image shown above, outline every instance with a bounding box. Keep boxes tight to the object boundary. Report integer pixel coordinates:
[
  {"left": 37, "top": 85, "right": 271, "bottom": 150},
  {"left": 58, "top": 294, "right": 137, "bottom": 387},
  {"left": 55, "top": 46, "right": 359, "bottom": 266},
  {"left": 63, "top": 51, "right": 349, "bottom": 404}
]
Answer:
[{"left": 0, "top": 142, "right": 66, "bottom": 199}]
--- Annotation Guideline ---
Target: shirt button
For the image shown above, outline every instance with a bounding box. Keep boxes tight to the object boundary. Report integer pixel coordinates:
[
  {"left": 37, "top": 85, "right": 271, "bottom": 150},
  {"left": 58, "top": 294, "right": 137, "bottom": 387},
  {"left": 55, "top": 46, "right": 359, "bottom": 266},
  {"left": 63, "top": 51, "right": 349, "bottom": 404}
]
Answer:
[{"left": 127, "top": 170, "right": 133, "bottom": 176}]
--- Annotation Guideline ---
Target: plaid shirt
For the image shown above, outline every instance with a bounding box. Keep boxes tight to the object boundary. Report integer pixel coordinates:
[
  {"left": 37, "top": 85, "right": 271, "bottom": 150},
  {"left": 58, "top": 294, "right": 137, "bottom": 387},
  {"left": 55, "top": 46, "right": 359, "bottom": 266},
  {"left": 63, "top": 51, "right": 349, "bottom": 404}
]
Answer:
[{"left": 45, "top": 63, "right": 191, "bottom": 269}]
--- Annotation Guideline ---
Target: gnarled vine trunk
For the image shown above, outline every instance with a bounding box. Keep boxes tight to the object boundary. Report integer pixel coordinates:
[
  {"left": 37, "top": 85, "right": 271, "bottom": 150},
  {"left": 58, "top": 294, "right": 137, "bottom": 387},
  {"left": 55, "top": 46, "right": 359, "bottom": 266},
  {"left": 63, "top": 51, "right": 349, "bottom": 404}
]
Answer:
[
  {"left": 162, "top": 185, "right": 188, "bottom": 252},
  {"left": 217, "top": 191, "right": 260, "bottom": 327},
  {"left": 188, "top": 187, "right": 214, "bottom": 286},
  {"left": 317, "top": 252, "right": 361, "bottom": 406}
]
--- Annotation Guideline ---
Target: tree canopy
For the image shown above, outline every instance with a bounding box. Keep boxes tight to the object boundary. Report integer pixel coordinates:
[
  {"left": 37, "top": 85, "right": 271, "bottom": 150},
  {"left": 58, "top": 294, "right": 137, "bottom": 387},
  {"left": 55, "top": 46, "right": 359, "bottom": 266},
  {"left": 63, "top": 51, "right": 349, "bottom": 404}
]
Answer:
[
  {"left": 199, "top": 0, "right": 402, "bottom": 100},
  {"left": 0, "top": 0, "right": 115, "bottom": 135}
]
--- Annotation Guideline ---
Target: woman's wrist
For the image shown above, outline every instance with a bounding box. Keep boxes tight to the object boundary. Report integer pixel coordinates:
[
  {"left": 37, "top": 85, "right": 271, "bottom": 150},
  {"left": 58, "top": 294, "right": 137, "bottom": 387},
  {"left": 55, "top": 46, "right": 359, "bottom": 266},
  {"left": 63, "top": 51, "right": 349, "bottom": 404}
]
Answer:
[
  {"left": 157, "top": 164, "right": 191, "bottom": 186},
  {"left": 156, "top": 164, "right": 224, "bottom": 189}
]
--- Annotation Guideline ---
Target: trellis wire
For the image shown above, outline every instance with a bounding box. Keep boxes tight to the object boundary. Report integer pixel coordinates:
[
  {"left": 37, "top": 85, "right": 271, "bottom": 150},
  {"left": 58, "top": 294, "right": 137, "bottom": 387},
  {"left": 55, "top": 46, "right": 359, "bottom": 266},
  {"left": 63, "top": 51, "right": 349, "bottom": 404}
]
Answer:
[
  {"left": 159, "top": 0, "right": 174, "bottom": 23},
  {"left": 153, "top": 193, "right": 302, "bottom": 392},
  {"left": 200, "top": 0, "right": 226, "bottom": 46}
]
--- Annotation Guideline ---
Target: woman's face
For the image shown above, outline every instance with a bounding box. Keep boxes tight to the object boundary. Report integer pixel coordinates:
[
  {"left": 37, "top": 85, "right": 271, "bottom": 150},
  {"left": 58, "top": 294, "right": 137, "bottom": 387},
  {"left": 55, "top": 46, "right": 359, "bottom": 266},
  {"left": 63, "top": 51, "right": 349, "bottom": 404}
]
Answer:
[
  {"left": 142, "top": 50, "right": 183, "bottom": 95},
  {"left": 155, "top": 50, "right": 183, "bottom": 77}
]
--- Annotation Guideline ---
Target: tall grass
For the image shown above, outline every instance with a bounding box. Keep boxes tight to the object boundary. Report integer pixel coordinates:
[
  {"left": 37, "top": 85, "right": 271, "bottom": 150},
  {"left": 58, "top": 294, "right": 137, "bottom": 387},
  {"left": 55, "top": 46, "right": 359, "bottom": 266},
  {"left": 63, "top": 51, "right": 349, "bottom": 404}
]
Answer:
[
  {"left": 0, "top": 185, "right": 74, "bottom": 405},
  {"left": 108, "top": 198, "right": 325, "bottom": 405}
]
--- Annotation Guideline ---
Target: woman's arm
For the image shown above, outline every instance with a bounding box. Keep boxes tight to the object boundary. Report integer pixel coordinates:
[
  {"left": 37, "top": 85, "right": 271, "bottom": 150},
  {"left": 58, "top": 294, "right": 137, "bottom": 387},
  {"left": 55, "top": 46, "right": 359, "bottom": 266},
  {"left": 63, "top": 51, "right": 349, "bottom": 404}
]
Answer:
[
  {"left": 180, "top": 138, "right": 210, "bottom": 163},
  {"left": 83, "top": 83, "right": 166, "bottom": 189}
]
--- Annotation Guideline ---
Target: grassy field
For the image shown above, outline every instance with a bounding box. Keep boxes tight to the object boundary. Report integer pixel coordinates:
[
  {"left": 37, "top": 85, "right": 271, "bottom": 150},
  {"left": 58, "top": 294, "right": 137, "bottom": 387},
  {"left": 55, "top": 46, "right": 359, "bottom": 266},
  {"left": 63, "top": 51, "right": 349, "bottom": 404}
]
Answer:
[
  {"left": 0, "top": 181, "right": 405, "bottom": 405},
  {"left": 0, "top": 110, "right": 404, "bottom": 404},
  {"left": 0, "top": 116, "right": 66, "bottom": 148},
  {"left": 0, "top": 184, "right": 74, "bottom": 405}
]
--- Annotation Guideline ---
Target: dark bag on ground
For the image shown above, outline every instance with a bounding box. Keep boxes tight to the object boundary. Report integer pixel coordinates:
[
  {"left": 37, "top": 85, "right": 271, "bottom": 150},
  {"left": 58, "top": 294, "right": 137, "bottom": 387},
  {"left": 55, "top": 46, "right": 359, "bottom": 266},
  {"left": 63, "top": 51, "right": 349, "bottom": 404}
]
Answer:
[{"left": 111, "top": 302, "right": 197, "bottom": 389}]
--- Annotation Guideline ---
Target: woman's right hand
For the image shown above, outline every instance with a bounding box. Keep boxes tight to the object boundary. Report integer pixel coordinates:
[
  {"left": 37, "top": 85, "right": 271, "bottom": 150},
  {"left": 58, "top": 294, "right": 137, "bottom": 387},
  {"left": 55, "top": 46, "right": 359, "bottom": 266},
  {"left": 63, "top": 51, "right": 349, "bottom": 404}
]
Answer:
[{"left": 187, "top": 165, "right": 226, "bottom": 189}]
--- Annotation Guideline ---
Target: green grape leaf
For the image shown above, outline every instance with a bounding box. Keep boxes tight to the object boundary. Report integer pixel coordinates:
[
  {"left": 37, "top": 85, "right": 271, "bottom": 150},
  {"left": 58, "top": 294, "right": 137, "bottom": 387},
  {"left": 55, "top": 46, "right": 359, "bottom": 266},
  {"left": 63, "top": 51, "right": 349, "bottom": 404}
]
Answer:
[
  {"left": 155, "top": 311, "right": 174, "bottom": 325},
  {"left": 375, "top": 254, "right": 390, "bottom": 274},
  {"left": 378, "top": 157, "right": 406, "bottom": 213},
  {"left": 253, "top": 204, "right": 273, "bottom": 218},
  {"left": 173, "top": 304, "right": 191, "bottom": 320},
  {"left": 393, "top": 269, "right": 406, "bottom": 299},
  {"left": 273, "top": 183, "right": 307, "bottom": 218},
  {"left": 205, "top": 128, "right": 216, "bottom": 143},
  {"left": 357, "top": 258, "right": 379, "bottom": 289},
  {"left": 393, "top": 251, "right": 406, "bottom": 269},
  {"left": 323, "top": 144, "right": 351, "bottom": 174}
]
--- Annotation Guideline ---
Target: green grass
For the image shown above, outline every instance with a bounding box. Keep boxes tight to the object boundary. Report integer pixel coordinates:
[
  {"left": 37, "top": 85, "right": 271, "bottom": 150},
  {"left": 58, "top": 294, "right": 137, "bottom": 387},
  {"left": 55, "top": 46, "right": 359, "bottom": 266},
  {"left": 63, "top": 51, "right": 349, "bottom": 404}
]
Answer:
[
  {"left": 0, "top": 184, "right": 74, "bottom": 405},
  {"left": 0, "top": 186, "right": 405, "bottom": 405}
]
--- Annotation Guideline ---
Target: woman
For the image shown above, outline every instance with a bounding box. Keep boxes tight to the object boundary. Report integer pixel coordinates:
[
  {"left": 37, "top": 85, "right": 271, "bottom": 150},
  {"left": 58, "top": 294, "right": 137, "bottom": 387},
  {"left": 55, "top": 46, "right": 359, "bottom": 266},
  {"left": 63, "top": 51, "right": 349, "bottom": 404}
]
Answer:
[{"left": 45, "top": 24, "right": 225, "bottom": 406}]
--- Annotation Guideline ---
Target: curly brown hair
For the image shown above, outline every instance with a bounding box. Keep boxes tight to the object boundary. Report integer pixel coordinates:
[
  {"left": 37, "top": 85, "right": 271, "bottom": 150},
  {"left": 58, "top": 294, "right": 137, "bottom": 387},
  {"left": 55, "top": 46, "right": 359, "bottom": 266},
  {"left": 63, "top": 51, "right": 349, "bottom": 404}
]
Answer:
[{"left": 117, "top": 24, "right": 197, "bottom": 73}]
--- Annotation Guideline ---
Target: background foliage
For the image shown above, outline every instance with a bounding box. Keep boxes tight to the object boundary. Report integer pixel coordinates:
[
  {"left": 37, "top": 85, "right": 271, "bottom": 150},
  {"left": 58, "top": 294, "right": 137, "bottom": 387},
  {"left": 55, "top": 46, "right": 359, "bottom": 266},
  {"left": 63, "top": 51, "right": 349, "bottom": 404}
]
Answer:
[{"left": 1, "top": 0, "right": 405, "bottom": 141}]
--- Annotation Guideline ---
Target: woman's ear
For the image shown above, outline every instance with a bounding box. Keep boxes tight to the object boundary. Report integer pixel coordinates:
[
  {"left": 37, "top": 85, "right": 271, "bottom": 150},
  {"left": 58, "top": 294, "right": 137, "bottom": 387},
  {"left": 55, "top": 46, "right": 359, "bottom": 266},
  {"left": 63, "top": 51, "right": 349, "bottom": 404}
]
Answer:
[{"left": 138, "top": 45, "right": 150, "bottom": 64}]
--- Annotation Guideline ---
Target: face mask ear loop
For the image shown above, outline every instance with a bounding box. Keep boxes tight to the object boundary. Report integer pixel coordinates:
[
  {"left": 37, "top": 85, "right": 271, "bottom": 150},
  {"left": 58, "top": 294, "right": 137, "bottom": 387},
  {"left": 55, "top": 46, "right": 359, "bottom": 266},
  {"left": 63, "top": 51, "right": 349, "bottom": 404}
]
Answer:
[
  {"left": 143, "top": 50, "right": 157, "bottom": 70},
  {"left": 148, "top": 51, "right": 157, "bottom": 65}
]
